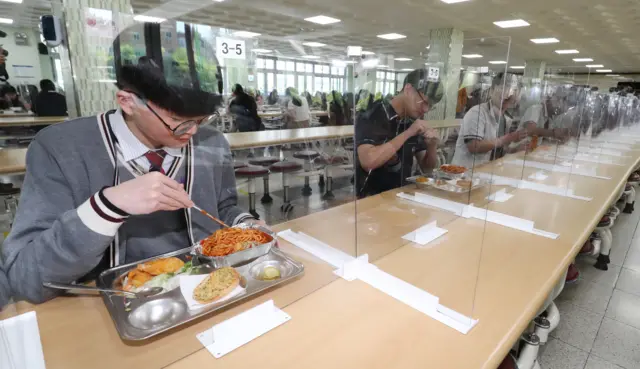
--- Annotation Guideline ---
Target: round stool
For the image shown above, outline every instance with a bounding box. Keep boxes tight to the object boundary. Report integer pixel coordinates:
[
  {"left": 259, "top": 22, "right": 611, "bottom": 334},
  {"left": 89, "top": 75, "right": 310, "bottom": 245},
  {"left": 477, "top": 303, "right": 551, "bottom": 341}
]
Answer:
[
  {"left": 233, "top": 161, "right": 247, "bottom": 170},
  {"left": 293, "top": 150, "right": 320, "bottom": 196},
  {"left": 235, "top": 166, "right": 269, "bottom": 219},
  {"left": 315, "top": 156, "right": 347, "bottom": 200},
  {"left": 249, "top": 157, "right": 280, "bottom": 204},
  {"left": 269, "top": 161, "right": 302, "bottom": 213}
]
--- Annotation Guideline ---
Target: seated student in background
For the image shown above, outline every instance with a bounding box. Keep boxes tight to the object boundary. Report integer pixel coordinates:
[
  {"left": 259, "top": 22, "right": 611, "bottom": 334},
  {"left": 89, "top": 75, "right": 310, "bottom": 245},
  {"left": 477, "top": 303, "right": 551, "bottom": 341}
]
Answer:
[
  {"left": 0, "top": 85, "right": 29, "bottom": 111},
  {"left": 519, "top": 92, "right": 569, "bottom": 143},
  {"left": 451, "top": 73, "right": 528, "bottom": 169},
  {"left": 228, "top": 84, "right": 262, "bottom": 132},
  {"left": 32, "top": 79, "right": 68, "bottom": 117},
  {"left": 356, "top": 69, "right": 442, "bottom": 198},
  {"left": 285, "top": 87, "right": 310, "bottom": 129},
  {"left": 2, "top": 34, "right": 259, "bottom": 304}
]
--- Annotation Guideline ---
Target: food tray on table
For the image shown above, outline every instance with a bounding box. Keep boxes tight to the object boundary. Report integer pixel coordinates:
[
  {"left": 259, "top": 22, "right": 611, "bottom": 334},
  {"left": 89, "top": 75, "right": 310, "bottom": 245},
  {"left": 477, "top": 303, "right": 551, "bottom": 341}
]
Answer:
[
  {"left": 434, "top": 164, "right": 467, "bottom": 180},
  {"left": 407, "top": 175, "right": 488, "bottom": 194},
  {"left": 97, "top": 242, "right": 303, "bottom": 341}
]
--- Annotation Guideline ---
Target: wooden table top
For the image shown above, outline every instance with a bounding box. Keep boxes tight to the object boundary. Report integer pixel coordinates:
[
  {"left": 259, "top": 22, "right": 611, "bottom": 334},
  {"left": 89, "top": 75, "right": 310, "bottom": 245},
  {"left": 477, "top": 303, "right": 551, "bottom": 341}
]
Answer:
[
  {"left": 258, "top": 110, "right": 328, "bottom": 118},
  {"left": 3, "top": 134, "right": 636, "bottom": 369},
  {"left": 0, "top": 111, "right": 33, "bottom": 118},
  {"left": 0, "top": 116, "right": 67, "bottom": 127},
  {"left": 224, "top": 126, "right": 354, "bottom": 149},
  {"left": 0, "top": 148, "right": 27, "bottom": 175}
]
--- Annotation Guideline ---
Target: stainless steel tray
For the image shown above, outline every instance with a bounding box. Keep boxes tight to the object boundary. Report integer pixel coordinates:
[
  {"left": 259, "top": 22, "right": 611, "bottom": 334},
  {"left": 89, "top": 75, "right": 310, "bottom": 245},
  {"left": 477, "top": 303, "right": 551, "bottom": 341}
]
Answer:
[
  {"left": 407, "top": 176, "right": 488, "bottom": 194},
  {"left": 97, "top": 247, "right": 304, "bottom": 341},
  {"left": 191, "top": 224, "right": 276, "bottom": 268}
]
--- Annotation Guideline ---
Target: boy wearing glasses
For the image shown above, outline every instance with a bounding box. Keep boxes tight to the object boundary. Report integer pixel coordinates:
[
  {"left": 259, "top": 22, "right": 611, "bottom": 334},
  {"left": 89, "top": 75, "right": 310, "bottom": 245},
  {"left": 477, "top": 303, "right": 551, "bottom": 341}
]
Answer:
[
  {"left": 1, "top": 45, "right": 255, "bottom": 303},
  {"left": 355, "top": 69, "right": 443, "bottom": 198}
]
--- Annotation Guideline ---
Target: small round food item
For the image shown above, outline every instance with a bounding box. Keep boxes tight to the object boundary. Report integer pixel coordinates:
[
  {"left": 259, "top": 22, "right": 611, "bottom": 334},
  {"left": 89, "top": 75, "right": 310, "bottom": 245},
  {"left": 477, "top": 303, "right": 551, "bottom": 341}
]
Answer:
[
  {"left": 440, "top": 164, "right": 466, "bottom": 174},
  {"left": 192, "top": 267, "right": 241, "bottom": 304},
  {"left": 260, "top": 266, "right": 281, "bottom": 281},
  {"left": 456, "top": 179, "right": 472, "bottom": 189},
  {"left": 415, "top": 176, "right": 428, "bottom": 183},
  {"left": 137, "top": 257, "right": 185, "bottom": 276}
]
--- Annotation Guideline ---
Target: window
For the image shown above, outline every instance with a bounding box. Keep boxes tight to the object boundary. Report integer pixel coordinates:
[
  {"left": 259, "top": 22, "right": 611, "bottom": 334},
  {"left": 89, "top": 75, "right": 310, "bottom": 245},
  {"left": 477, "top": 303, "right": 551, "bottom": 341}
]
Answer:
[
  {"left": 323, "top": 77, "right": 330, "bottom": 92},
  {"left": 178, "top": 38, "right": 186, "bottom": 47},
  {"left": 256, "top": 58, "right": 265, "bottom": 69},
  {"left": 305, "top": 64, "right": 313, "bottom": 73},
  {"left": 165, "top": 31, "right": 172, "bottom": 39},
  {"left": 276, "top": 73, "right": 285, "bottom": 92},
  {"left": 296, "top": 62, "right": 305, "bottom": 72},
  {"left": 306, "top": 75, "right": 313, "bottom": 93},
  {"left": 133, "top": 32, "right": 140, "bottom": 41},
  {"left": 314, "top": 65, "right": 322, "bottom": 74},
  {"left": 286, "top": 74, "right": 295, "bottom": 89},
  {"left": 276, "top": 60, "right": 285, "bottom": 71},
  {"left": 286, "top": 61, "right": 295, "bottom": 71},
  {"left": 322, "top": 66, "right": 330, "bottom": 74},
  {"left": 265, "top": 59, "right": 274, "bottom": 69},
  {"left": 298, "top": 75, "right": 305, "bottom": 90},
  {"left": 267, "top": 73, "right": 274, "bottom": 91},
  {"left": 331, "top": 67, "right": 338, "bottom": 76},
  {"left": 257, "top": 72, "right": 265, "bottom": 93}
]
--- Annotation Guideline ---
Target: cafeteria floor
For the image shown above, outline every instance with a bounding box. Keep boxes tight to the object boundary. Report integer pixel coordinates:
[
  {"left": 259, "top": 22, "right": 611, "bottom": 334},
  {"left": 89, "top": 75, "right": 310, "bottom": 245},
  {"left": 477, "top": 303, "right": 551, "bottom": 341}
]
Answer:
[{"left": 232, "top": 162, "right": 640, "bottom": 369}]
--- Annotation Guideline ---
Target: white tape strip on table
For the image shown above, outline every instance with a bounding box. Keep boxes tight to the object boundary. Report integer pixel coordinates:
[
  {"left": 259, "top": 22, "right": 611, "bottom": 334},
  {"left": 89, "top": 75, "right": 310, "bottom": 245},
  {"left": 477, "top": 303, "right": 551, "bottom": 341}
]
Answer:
[
  {"left": 472, "top": 172, "right": 592, "bottom": 201},
  {"left": 486, "top": 188, "right": 514, "bottom": 202},
  {"left": 401, "top": 221, "right": 448, "bottom": 246},
  {"left": 528, "top": 171, "right": 548, "bottom": 180},
  {"left": 397, "top": 192, "right": 559, "bottom": 239},
  {"left": 197, "top": 300, "right": 291, "bottom": 358},
  {"left": 558, "top": 145, "right": 628, "bottom": 158},
  {"left": 0, "top": 311, "right": 46, "bottom": 369},
  {"left": 529, "top": 153, "right": 625, "bottom": 166},
  {"left": 504, "top": 159, "right": 611, "bottom": 180},
  {"left": 278, "top": 230, "right": 478, "bottom": 334}
]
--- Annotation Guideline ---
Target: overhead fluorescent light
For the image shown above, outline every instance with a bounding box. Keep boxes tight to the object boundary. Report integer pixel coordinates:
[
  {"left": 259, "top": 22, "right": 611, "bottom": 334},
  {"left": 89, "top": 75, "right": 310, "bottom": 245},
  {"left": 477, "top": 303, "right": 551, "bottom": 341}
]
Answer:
[
  {"left": 573, "top": 58, "right": 593, "bottom": 62},
  {"left": 441, "top": 0, "right": 471, "bottom": 3},
  {"left": 394, "top": 57, "right": 412, "bottom": 61},
  {"left": 212, "top": 0, "right": 225, "bottom": 2},
  {"left": 586, "top": 64, "right": 604, "bottom": 68},
  {"left": 530, "top": 38, "right": 559, "bottom": 44},
  {"left": 493, "top": 19, "right": 530, "bottom": 28},
  {"left": 302, "top": 55, "right": 320, "bottom": 59},
  {"left": 344, "top": 61, "right": 357, "bottom": 64},
  {"left": 377, "top": 65, "right": 389, "bottom": 68},
  {"left": 332, "top": 60, "right": 347, "bottom": 67},
  {"left": 133, "top": 15, "right": 166, "bottom": 23},
  {"left": 0, "top": 0, "right": 22, "bottom": 3},
  {"left": 555, "top": 49, "right": 579, "bottom": 54},
  {"left": 303, "top": 42, "right": 326, "bottom": 47},
  {"left": 361, "top": 51, "right": 375, "bottom": 55},
  {"left": 606, "top": 74, "right": 620, "bottom": 77},
  {"left": 304, "top": 15, "right": 341, "bottom": 25},
  {"left": 252, "top": 49, "right": 273, "bottom": 53},
  {"left": 401, "top": 68, "right": 414, "bottom": 71},
  {"left": 510, "top": 66, "right": 525, "bottom": 69},
  {"left": 489, "top": 61, "right": 507, "bottom": 64},
  {"left": 362, "top": 58, "right": 380, "bottom": 68},
  {"left": 347, "top": 46, "right": 362, "bottom": 56},
  {"left": 596, "top": 69, "right": 612, "bottom": 73},
  {"left": 377, "top": 33, "right": 406, "bottom": 40},
  {"left": 233, "top": 31, "right": 261, "bottom": 38},
  {"left": 462, "top": 54, "right": 483, "bottom": 58},
  {"left": 426, "top": 45, "right": 431, "bottom": 49}
]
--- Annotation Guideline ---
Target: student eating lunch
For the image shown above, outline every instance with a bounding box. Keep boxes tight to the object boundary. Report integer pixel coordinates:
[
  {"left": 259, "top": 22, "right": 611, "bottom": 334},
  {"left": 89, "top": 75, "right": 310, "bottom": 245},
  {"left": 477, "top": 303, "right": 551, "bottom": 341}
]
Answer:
[
  {"left": 355, "top": 68, "right": 443, "bottom": 198},
  {"left": 1, "top": 43, "right": 258, "bottom": 304},
  {"left": 451, "top": 72, "right": 528, "bottom": 169}
]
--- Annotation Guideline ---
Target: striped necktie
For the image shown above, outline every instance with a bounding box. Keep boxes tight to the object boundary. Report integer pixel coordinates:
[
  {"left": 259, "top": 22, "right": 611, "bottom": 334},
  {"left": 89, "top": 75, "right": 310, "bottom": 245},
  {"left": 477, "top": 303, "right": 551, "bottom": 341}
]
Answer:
[{"left": 144, "top": 150, "right": 167, "bottom": 174}]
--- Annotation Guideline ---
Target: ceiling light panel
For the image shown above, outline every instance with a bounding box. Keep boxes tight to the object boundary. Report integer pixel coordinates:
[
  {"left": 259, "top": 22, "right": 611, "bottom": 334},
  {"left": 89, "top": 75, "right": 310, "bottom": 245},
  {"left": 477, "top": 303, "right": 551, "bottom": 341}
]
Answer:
[
  {"left": 394, "top": 57, "right": 412, "bottom": 61},
  {"left": 573, "top": 58, "right": 593, "bottom": 62},
  {"left": 586, "top": 64, "right": 604, "bottom": 68},
  {"left": 302, "top": 55, "right": 320, "bottom": 59},
  {"left": 489, "top": 61, "right": 507, "bottom": 64},
  {"left": 233, "top": 31, "right": 261, "bottom": 38},
  {"left": 304, "top": 15, "right": 341, "bottom": 25},
  {"left": 377, "top": 33, "right": 406, "bottom": 40},
  {"left": 510, "top": 66, "right": 525, "bottom": 69},
  {"left": 252, "top": 49, "right": 273, "bottom": 53},
  {"left": 493, "top": 19, "right": 530, "bottom": 28},
  {"left": 361, "top": 51, "right": 375, "bottom": 55},
  {"left": 133, "top": 15, "right": 166, "bottom": 23},
  {"left": 440, "top": 0, "right": 471, "bottom": 3},
  {"left": 596, "top": 69, "right": 612, "bottom": 72},
  {"left": 302, "top": 42, "right": 326, "bottom": 47},
  {"left": 462, "top": 54, "right": 483, "bottom": 58},
  {"left": 530, "top": 38, "right": 559, "bottom": 44},
  {"left": 555, "top": 49, "right": 579, "bottom": 54}
]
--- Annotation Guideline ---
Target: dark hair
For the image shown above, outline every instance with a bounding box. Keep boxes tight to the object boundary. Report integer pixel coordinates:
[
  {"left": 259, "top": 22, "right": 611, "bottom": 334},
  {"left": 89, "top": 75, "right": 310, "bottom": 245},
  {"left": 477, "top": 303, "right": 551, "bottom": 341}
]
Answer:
[
  {"left": 285, "top": 87, "right": 302, "bottom": 106},
  {"left": 114, "top": 28, "right": 221, "bottom": 117},
  {"left": 402, "top": 68, "right": 444, "bottom": 106},
  {"left": 1, "top": 85, "right": 16, "bottom": 95},
  {"left": 40, "top": 79, "right": 56, "bottom": 92},
  {"left": 233, "top": 84, "right": 244, "bottom": 94}
]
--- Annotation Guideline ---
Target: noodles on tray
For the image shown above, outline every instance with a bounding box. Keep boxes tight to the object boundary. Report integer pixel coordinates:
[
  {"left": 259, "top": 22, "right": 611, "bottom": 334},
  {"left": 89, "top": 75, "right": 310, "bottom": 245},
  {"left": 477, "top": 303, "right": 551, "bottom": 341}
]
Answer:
[{"left": 201, "top": 227, "right": 273, "bottom": 257}]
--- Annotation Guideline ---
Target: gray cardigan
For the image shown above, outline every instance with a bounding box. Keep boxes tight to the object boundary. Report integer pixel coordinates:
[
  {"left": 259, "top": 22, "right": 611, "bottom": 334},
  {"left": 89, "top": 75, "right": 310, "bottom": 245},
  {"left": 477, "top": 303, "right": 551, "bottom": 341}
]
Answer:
[{"left": 1, "top": 111, "right": 251, "bottom": 303}]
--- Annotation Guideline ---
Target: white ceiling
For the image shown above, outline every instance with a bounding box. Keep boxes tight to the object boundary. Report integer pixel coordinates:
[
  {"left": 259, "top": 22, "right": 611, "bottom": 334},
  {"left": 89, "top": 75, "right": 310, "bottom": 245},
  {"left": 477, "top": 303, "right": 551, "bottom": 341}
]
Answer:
[{"left": 2, "top": 0, "right": 640, "bottom": 78}]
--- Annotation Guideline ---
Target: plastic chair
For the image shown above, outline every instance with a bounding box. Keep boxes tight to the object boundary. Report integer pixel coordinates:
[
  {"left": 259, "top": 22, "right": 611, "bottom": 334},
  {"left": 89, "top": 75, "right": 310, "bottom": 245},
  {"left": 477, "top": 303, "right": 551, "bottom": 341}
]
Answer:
[
  {"left": 234, "top": 166, "right": 269, "bottom": 219},
  {"left": 269, "top": 161, "right": 302, "bottom": 213}
]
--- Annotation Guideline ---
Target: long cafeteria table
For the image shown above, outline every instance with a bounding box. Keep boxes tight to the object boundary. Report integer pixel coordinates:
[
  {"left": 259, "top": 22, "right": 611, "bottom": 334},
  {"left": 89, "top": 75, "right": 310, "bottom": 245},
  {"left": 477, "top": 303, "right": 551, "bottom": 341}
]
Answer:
[
  {"left": 2, "top": 134, "right": 638, "bottom": 368},
  {"left": 0, "top": 116, "right": 68, "bottom": 128}
]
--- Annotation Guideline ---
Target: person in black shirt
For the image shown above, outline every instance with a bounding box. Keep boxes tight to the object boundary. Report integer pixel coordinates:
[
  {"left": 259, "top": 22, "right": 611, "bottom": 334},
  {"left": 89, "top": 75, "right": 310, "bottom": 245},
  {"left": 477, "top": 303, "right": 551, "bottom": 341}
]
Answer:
[
  {"left": 229, "top": 84, "right": 262, "bottom": 132},
  {"left": 356, "top": 68, "right": 443, "bottom": 197},
  {"left": 0, "top": 85, "right": 28, "bottom": 111},
  {"left": 32, "top": 79, "right": 68, "bottom": 116}
]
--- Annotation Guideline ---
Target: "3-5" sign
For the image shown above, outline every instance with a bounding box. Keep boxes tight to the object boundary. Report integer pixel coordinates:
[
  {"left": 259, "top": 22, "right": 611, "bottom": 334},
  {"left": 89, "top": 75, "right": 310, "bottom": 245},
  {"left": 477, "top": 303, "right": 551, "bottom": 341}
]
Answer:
[{"left": 216, "top": 37, "right": 246, "bottom": 60}]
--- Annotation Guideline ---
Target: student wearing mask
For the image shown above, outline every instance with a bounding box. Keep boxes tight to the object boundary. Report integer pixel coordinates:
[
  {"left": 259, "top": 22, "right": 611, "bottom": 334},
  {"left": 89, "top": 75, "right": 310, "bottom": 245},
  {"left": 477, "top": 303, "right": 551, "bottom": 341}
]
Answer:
[
  {"left": 519, "top": 90, "right": 570, "bottom": 143},
  {"left": 356, "top": 69, "right": 442, "bottom": 198},
  {"left": 285, "top": 87, "right": 310, "bottom": 129},
  {"left": 32, "top": 79, "right": 68, "bottom": 117},
  {"left": 2, "top": 33, "right": 259, "bottom": 304},
  {"left": 452, "top": 73, "right": 528, "bottom": 169},
  {"left": 229, "top": 84, "right": 262, "bottom": 132}
]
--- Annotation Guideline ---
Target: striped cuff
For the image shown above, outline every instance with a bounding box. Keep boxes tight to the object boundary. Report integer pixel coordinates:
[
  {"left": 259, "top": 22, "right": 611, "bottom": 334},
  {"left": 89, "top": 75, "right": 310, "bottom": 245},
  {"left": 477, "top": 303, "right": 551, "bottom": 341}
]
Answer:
[
  {"left": 77, "top": 190, "right": 129, "bottom": 236},
  {"left": 233, "top": 212, "right": 255, "bottom": 226}
]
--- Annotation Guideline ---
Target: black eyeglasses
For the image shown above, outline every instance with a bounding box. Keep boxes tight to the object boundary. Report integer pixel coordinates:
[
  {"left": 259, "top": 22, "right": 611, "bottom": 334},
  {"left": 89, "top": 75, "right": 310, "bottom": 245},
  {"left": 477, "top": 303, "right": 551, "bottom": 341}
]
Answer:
[{"left": 129, "top": 92, "right": 217, "bottom": 136}]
